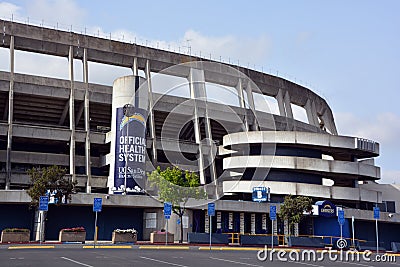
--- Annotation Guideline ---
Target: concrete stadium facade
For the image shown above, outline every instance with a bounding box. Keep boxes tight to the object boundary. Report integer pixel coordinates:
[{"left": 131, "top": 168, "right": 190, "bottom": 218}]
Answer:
[{"left": 0, "top": 19, "right": 399, "bottom": 248}]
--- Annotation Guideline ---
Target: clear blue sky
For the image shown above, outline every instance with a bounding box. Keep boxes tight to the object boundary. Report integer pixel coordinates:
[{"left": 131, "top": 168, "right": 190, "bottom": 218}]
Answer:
[{"left": 1, "top": 0, "right": 399, "bottom": 183}]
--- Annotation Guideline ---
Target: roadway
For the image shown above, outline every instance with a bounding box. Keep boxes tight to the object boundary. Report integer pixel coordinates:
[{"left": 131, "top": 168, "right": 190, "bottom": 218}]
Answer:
[{"left": 0, "top": 245, "right": 398, "bottom": 267}]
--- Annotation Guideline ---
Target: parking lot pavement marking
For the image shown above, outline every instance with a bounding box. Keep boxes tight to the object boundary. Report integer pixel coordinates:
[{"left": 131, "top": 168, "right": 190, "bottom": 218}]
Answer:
[
  {"left": 339, "top": 262, "right": 374, "bottom": 267},
  {"left": 139, "top": 256, "right": 189, "bottom": 267},
  {"left": 60, "top": 256, "right": 94, "bottom": 267},
  {"left": 209, "top": 256, "right": 264, "bottom": 267},
  {"left": 8, "top": 245, "right": 55, "bottom": 249},
  {"left": 288, "top": 261, "right": 324, "bottom": 267},
  {"left": 139, "top": 245, "right": 190, "bottom": 250},
  {"left": 199, "top": 247, "right": 263, "bottom": 251},
  {"left": 82, "top": 245, "right": 132, "bottom": 249}
]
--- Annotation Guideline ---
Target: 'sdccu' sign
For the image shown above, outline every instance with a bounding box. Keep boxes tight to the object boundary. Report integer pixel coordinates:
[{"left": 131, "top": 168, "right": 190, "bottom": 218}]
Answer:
[{"left": 317, "top": 200, "right": 336, "bottom": 217}]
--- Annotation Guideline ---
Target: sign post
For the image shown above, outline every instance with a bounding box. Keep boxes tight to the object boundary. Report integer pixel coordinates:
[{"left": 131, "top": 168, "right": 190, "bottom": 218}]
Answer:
[
  {"left": 338, "top": 210, "right": 345, "bottom": 248},
  {"left": 39, "top": 196, "right": 49, "bottom": 244},
  {"left": 93, "top": 198, "right": 102, "bottom": 248},
  {"left": 270, "top": 205, "right": 276, "bottom": 249},
  {"left": 164, "top": 202, "right": 172, "bottom": 245},
  {"left": 373, "top": 207, "right": 380, "bottom": 253},
  {"left": 208, "top": 203, "right": 215, "bottom": 250}
]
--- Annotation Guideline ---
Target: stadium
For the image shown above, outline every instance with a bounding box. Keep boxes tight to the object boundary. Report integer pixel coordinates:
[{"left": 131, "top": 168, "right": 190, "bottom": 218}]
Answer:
[{"left": 0, "top": 19, "right": 399, "bottom": 249}]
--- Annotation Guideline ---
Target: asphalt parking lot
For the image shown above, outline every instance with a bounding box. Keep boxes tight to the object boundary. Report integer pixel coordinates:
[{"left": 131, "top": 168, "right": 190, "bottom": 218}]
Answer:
[{"left": 0, "top": 245, "right": 398, "bottom": 267}]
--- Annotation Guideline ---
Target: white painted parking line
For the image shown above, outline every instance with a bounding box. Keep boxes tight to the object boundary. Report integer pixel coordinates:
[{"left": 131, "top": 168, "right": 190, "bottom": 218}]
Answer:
[
  {"left": 60, "top": 256, "right": 94, "bottom": 267},
  {"left": 139, "top": 256, "right": 189, "bottom": 267},
  {"left": 340, "top": 262, "right": 374, "bottom": 267},
  {"left": 209, "top": 256, "right": 264, "bottom": 267},
  {"left": 288, "top": 261, "right": 325, "bottom": 267}
]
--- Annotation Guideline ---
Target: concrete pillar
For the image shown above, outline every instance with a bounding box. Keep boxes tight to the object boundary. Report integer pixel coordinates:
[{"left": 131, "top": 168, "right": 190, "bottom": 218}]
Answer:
[
  {"left": 283, "top": 91, "right": 293, "bottom": 119},
  {"left": 235, "top": 78, "right": 249, "bottom": 131},
  {"left": 145, "top": 60, "right": 157, "bottom": 164},
  {"left": 68, "top": 46, "right": 76, "bottom": 184},
  {"left": 188, "top": 68, "right": 217, "bottom": 188},
  {"left": 305, "top": 99, "right": 319, "bottom": 126},
  {"left": 245, "top": 81, "right": 259, "bottom": 131},
  {"left": 5, "top": 35, "right": 14, "bottom": 190},
  {"left": 132, "top": 57, "right": 138, "bottom": 76},
  {"left": 276, "top": 89, "right": 286, "bottom": 117},
  {"left": 33, "top": 210, "right": 46, "bottom": 241},
  {"left": 322, "top": 110, "right": 338, "bottom": 135},
  {"left": 239, "top": 212, "right": 245, "bottom": 234},
  {"left": 83, "top": 48, "right": 92, "bottom": 193}
]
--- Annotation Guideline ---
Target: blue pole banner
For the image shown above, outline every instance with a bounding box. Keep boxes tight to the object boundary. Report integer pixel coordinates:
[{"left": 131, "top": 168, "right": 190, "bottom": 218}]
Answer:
[{"left": 113, "top": 106, "right": 147, "bottom": 194}]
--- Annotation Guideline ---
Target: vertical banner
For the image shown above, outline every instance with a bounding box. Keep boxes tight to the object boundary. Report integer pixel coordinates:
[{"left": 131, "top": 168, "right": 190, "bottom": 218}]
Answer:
[
  {"left": 262, "top": 214, "right": 267, "bottom": 231},
  {"left": 113, "top": 106, "right": 147, "bottom": 194},
  {"left": 228, "top": 212, "right": 233, "bottom": 230},
  {"left": 240, "top": 212, "right": 245, "bottom": 234}
]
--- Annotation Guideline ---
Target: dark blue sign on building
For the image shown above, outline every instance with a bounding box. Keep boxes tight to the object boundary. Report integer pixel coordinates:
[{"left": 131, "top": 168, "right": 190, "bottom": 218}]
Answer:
[
  {"left": 316, "top": 200, "right": 336, "bottom": 217},
  {"left": 252, "top": 187, "right": 268, "bottom": 202},
  {"left": 113, "top": 106, "right": 147, "bottom": 194}
]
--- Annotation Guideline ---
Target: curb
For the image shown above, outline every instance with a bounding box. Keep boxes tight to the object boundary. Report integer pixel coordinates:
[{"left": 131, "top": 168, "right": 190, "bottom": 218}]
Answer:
[
  {"left": 8, "top": 245, "right": 55, "bottom": 250},
  {"left": 139, "top": 245, "right": 190, "bottom": 250}
]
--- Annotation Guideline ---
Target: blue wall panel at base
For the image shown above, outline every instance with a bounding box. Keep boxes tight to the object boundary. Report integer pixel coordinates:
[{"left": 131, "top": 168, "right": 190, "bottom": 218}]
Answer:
[
  {"left": 0, "top": 204, "right": 35, "bottom": 240},
  {"left": 46, "top": 205, "right": 143, "bottom": 241},
  {"left": 313, "top": 217, "right": 350, "bottom": 238}
]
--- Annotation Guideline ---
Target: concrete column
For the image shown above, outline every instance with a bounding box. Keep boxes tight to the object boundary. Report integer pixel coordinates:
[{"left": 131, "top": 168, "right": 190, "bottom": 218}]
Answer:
[
  {"left": 188, "top": 68, "right": 217, "bottom": 187},
  {"left": 235, "top": 78, "right": 249, "bottom": 131},
  {"left": 33, "top": 210, "right": 46, "bottom": 241},
  {"left": 145, "top": 60, "right": 157, "bottom": 164},
  {"left": 322, "top": 110, "right": 338, "bottom": 135},
  {"left": 68, "top": 46, "right": 76, "bottom": 183},
  {"left": 245, "top": 81, "right": 259, "bottom": 131},
  {"left": 283, "top": 91, "right": 293, "bottom": 119},
  {"left": 132, "top": 57, "right": 138, "bottom": 76},
  {"left": 276, "top": 89, "right": 286, "bottom": 117},
  {"left": 83, "top": 48, "right": 91, "bottom": 193},
  {"left": 5, "top": 35, "right": 14, "bottom": 190},
  {"left": 305, "top": 99, "right": 319, "bottom": 126}
]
